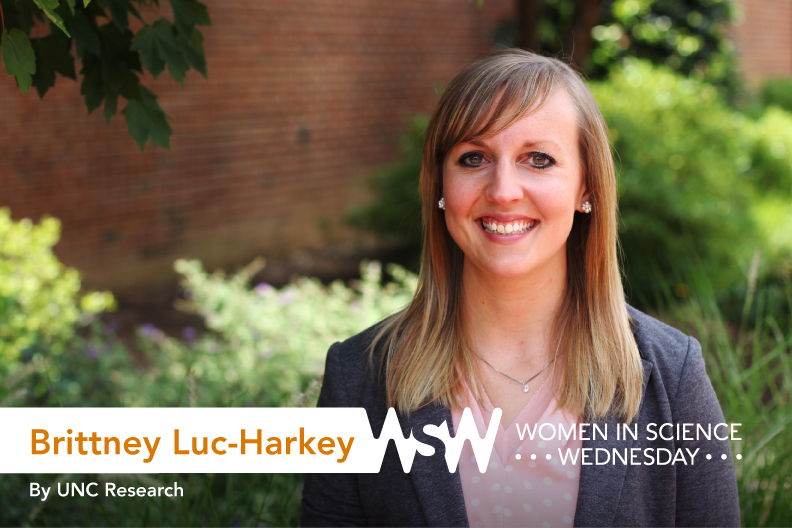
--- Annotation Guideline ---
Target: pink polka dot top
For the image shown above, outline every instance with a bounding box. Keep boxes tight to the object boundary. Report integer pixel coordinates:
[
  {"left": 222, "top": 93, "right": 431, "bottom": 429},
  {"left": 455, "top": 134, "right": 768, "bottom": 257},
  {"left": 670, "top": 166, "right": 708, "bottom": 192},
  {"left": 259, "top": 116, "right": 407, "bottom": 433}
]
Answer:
[{"left": 450, "top": 367, "right": 582, "bottom": 528}]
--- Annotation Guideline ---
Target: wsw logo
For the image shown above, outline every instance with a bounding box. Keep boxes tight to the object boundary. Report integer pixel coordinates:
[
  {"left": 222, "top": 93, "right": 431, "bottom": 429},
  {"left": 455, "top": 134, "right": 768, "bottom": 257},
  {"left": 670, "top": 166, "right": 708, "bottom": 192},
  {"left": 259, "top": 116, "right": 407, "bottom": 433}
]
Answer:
[{"left": 375, "top": 408, "right": 502, "bottom": 472}]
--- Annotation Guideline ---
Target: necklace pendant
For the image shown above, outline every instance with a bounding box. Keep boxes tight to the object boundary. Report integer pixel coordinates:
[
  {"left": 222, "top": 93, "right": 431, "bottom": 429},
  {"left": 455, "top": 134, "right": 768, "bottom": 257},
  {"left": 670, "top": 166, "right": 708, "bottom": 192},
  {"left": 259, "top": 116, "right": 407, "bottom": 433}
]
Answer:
[{"left": 523, "top": 384, "right": 529, "bottom": 393}]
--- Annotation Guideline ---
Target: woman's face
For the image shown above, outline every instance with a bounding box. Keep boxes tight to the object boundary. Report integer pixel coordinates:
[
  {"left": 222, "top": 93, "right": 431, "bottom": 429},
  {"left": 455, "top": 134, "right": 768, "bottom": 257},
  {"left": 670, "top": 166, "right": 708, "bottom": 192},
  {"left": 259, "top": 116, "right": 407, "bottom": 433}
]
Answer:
[{"left": 441, "top": 88, "right": 590, "bottom": 282}]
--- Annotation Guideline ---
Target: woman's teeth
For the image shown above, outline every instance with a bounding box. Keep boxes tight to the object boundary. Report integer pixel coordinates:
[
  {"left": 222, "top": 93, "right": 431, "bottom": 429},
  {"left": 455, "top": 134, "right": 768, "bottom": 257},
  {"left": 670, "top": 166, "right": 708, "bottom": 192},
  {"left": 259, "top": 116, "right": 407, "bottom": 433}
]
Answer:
[{"left": 482, "top": 220, "right": 536, "bottom": 235}]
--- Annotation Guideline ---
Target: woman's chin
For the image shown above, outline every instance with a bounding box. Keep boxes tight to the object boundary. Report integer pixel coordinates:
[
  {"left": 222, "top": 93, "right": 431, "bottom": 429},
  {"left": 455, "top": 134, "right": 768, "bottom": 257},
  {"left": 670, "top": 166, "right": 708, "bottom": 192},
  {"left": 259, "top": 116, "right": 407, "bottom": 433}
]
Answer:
[{"left": 473, "top": 260, "right": 541, "bottom": 282}]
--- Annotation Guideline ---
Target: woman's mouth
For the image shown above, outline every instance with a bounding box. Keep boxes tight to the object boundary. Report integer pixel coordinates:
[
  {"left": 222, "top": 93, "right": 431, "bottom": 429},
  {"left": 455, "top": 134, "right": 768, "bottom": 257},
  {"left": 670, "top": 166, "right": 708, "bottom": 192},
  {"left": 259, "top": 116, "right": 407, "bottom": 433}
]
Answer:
[{"left": 479, "top": 217, "right": 537, "bottom": 235}]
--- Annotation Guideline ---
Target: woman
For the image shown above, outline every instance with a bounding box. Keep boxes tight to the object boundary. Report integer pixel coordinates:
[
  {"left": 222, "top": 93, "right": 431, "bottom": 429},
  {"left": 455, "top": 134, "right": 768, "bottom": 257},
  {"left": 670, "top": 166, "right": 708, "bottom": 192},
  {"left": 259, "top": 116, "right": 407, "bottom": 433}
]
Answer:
[{"left": 301, "top": 50, "right": 740, "bottom": 527}]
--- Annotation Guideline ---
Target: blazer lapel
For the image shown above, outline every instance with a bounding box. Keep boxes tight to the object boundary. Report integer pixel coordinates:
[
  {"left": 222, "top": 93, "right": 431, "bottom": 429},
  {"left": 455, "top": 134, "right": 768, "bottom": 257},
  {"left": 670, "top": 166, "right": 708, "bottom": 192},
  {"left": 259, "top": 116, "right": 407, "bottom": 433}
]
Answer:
[
  {"left": 574, "top": 359, "right": 653, "bottom": 527},
  {"left": 405, "top": 403, "right": 469, "bottom": 527}
]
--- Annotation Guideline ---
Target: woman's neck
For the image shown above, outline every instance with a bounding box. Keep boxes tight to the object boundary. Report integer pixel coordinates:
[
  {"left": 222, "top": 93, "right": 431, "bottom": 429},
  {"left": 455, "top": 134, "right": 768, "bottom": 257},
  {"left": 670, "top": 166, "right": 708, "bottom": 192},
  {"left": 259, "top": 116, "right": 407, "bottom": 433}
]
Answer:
[{"left": 460, "top": 255, "right": 567, "bottom": 369}]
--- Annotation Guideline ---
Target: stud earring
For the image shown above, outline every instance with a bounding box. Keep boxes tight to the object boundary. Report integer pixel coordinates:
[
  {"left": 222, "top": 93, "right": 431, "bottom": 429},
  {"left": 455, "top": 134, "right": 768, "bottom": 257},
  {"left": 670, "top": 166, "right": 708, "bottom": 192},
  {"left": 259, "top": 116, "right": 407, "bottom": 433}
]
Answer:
[
  {"left": 582, "top": 201, "right": 592, "bottom": 213},
  {"left": 438, "top": 197, "right": 445, "bottom": 210}
]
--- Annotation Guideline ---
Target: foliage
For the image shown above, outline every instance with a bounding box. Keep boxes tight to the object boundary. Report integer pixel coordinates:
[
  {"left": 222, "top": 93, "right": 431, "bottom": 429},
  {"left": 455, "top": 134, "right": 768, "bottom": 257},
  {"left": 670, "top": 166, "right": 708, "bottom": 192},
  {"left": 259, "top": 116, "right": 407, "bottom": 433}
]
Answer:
[
  {"left": 347, "top": 115, "right": 426, "bottom": 257},
  {"left": 656, "top": 266, "right": 792, "bottom": 527},
  {"left": 0, "top": 207, "right": 115, "bottom": 377},
  {"left": 490, "top": 0, "right": 741, "bottom": 98},
  {"left": 0, "top": 259, "right": 417, "bottom": 526},
  {"left": 0, "top": 0, "right": 210, "bottom": 150},
  {"left": 760, "top": 77, "right": 792, "bottom": 114},
  {"left": 589, "top": 60, "right": 761, "bottom": 304},
  {"left": 587, "top": 0, "right": 740, "bottom": 95},
  {"left": 4, "top": 258, "right": 417, "bottom": 409},
  {"left": 135, "top": 258, "right": 417, "bottom": 407},
  {"left": 745, "top": 107, "right": 792, "bottom": 279}
]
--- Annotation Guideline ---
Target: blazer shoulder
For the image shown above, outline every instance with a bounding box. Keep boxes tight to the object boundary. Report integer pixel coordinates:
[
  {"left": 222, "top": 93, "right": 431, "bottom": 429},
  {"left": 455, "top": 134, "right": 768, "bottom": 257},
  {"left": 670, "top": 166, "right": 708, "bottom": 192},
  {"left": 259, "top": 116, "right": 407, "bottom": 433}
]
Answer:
[
  {"left": 626, "top": 303, "right": 697, "bottom": 380},
  {"left": 321, "top": 319, "right": 392, "bottom": 407},
  {"left": 329, "top": 318, "right": 389, "bottom": 368}
]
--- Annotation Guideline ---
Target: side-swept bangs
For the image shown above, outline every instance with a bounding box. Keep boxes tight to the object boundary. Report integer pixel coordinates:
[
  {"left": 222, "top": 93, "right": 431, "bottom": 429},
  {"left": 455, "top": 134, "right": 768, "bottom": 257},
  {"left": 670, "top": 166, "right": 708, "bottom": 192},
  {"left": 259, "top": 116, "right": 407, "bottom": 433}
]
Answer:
[{"left": 429, "top": 56, "right": 566, "bottom": 168}]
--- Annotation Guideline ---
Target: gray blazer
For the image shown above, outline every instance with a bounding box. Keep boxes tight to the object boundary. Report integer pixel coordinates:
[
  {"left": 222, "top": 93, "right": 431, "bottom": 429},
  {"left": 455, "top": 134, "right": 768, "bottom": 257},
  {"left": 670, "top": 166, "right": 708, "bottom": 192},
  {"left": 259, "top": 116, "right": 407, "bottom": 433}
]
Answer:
[{"left": 301, "top": 305, "right": 741, "bottom": 527}]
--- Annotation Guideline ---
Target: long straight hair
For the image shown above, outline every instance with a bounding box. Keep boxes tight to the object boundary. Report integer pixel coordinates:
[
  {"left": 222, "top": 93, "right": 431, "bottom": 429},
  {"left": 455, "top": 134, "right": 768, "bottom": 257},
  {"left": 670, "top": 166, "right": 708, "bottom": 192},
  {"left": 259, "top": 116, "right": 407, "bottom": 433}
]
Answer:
[{"left": 370, "top": 49, "right": 644, "bottom": 422}]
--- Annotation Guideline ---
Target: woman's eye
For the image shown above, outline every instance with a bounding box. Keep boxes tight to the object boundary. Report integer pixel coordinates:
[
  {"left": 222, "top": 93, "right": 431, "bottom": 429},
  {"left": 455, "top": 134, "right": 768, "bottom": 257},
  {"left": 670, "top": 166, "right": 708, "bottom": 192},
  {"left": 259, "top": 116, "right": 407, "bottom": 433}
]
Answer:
[
  {"left": 528, "top": 153, "right": 554, "bottom": 169},
  {"left": 459, "top": 152, "right": 485, "bottom": 167}
]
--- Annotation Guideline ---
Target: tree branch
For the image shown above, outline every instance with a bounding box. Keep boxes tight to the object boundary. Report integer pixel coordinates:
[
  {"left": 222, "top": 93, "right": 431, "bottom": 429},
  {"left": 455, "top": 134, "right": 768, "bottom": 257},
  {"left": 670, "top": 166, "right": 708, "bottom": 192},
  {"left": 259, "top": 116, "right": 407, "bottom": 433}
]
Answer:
[
  {"left": 564, "top": 0, "right": 602, "bottom": 71},
  {"left": 517, "top": 0, "right": 541, "bottom": 52}
]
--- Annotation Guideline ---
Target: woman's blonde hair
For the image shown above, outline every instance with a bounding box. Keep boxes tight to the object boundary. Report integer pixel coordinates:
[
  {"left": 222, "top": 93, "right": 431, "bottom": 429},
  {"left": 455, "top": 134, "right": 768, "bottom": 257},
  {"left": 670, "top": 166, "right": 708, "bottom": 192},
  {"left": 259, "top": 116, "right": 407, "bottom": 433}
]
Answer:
[{"left": 370, "top": 49, "right": 644, "bottom": 422}]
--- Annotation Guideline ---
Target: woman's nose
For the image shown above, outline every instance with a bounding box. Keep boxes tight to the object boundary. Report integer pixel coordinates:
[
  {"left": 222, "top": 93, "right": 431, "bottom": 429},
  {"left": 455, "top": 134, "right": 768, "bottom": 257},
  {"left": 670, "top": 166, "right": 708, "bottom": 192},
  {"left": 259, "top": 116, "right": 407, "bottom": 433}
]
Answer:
[{"left": 484, "top": 160, "right": 524, "bottom": 204}]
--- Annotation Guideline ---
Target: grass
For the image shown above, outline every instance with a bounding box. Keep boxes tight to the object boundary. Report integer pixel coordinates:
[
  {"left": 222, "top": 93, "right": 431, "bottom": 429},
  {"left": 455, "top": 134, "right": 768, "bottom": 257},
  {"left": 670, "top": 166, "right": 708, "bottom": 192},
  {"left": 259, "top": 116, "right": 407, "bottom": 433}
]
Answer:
[{"left": 656, "top": 267, "right": 792, "bottom": 527}]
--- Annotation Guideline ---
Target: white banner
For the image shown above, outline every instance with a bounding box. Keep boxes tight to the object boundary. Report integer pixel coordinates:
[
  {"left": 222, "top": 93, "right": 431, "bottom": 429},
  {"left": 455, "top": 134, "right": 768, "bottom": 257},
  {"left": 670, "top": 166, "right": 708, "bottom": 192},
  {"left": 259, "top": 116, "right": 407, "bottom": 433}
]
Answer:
[{"left": 0, "top": 407, "right": 500, "bottom": 474}]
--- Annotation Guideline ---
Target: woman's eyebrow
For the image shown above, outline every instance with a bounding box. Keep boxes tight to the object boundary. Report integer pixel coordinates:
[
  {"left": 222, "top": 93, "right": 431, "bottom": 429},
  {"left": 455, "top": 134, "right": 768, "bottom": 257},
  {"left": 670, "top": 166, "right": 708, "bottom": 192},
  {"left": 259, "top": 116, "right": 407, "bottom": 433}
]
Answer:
[
  {"left": 521, "top": 140, "right": 563, "bottom": 151},
  {"left": 458, "top": 139, "right": 563, "bottom": 151}
]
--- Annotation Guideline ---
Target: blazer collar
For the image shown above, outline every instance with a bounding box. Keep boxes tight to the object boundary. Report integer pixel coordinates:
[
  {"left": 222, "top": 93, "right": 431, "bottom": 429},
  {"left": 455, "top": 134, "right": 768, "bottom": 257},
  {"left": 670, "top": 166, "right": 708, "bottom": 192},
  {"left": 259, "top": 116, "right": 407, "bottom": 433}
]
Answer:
[
  {"left": 404, "top": 402, "right": 469, "bottom": 527},
  {"left": 573, "top": 359, "right": 654, "bottom": 527}
]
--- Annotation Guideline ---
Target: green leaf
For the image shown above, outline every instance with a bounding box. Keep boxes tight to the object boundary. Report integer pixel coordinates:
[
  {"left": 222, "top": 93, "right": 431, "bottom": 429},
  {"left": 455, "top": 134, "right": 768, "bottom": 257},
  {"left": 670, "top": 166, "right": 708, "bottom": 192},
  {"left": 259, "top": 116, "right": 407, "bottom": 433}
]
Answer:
[
  {"left": 79, "top": 53, "right": 104, "bottom": 112},
  {"left": 2, "top": 29, "right": 36, "bottom": 94},
  {"left": 176, "top": 26, "right": 206, "bottom": 77},
  {"left": 66, "top": 0, "right": 77, "bottom": 14},
  {"left": 70, "top": 10, "right": 102, "bottom": 58},
  {"left": 122, "top": 86, "right": 172, "bottom": 151},
  {"left": 118, "top": 71, "right": 141, "bottom": 99},
  {"left": 131, "top": 24, "right": 165, "bottom": 78},
  {"left": 170, "top": 0, "right": 211, "bottom": 35},
  {"left": 96, "top": 0, "right": 141, "bottom": 29},
  {"left": 132, "top": 20, "right": 190, "bottom": 84},
  {"left": 32, "top": 0, "right": 72, "bottom": 38},
  {"left": 153, "top": 19, "right": 188, "bottom": 84},
  {"left": 31, "top": 34, "right": 76, "bottom": 98},
  {"left": 84, "top": 0, "right": 92, "bottom": 6},
  {"left": 97, "top": 24, "right": 140, "bottom": 92}
]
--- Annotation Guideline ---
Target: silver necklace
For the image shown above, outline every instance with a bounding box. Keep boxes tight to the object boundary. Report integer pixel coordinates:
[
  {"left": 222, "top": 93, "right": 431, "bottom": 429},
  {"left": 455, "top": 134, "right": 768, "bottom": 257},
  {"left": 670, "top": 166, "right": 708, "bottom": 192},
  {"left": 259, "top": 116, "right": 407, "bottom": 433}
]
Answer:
[{"left": 475, "top": 353, "right": 556, "bottom": 393}]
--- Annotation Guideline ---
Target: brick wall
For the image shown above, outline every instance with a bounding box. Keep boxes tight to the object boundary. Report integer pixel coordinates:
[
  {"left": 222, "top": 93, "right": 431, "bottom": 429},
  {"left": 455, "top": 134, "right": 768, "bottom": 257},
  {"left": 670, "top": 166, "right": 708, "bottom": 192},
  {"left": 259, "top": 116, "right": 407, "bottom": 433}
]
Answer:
[
  {"left": 733, "top": 0, "right": 792, "bottom": 81},
  {"left": 0, "top": 0, "right": 512, "bottom": 300}
]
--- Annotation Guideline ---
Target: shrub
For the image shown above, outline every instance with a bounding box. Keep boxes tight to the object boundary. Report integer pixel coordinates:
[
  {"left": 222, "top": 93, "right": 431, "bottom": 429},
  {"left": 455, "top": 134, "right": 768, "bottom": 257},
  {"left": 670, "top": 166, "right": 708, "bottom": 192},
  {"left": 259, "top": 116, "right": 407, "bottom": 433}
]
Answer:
[
  {"left": 119, "top": 259, "right": 417, "bottom": 407},
  {"left": 0, "top": 259, "right": 418, "bottom": 526},
  {"left": 746, "top": 107, "right": 792, "bottom": 278},
  {"left": 0, "top": 208, "right": 115, "bottom": 375},
  {"left": 589, "top": 60, "right": 759, "bottom": 303},
  {"left": 587, "top": 0, "right": 742, "bottom": 99},
  {"left": 748, "top": 107, "right": 792, "bottom": 195},
  {"left": 760, "top": 77, "right": 792, "bottom": 114},
  {"left": 347, "top": 115, "right": 426, "bottom": 255}
]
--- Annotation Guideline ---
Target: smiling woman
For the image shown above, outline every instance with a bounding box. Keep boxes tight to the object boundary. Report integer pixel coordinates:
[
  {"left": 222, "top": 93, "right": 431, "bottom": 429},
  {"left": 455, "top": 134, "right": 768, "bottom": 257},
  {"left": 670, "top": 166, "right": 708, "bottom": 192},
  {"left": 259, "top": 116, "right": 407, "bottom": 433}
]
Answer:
[{"left": 301, "top": 50, "right": 740, "bottom": 527}]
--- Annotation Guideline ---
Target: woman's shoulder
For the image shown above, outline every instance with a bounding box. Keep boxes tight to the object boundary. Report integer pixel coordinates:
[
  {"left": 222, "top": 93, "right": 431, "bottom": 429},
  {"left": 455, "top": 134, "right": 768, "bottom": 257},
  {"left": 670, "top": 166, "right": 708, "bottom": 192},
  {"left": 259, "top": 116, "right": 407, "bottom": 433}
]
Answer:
[
  {"left": 318, "top": 319, "right": 392, "bottom": 407},
  {"left": 626, "top": 303, "right": 693, "bottom": 358},
  {"left": 328, "top": 319, "right": 389, "bottom": 366},
  {"left": 626, "top": 304, "right": 708, "bottom": 405}
]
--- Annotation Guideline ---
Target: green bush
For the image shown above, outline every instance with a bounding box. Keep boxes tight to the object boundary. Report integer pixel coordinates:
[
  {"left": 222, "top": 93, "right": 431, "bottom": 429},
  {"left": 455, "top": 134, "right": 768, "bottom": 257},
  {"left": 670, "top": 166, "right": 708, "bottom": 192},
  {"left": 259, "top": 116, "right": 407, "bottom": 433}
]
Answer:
[
  {"left": 0, "top": 259, "right": 418, "bottom": 526},
  {"left": 746, "top": 107, "right": 792, "bottom": 278},
  {"left": 116, "top": 258, "right": 417, "bottom": 408},
  {"left": 748, "top": 107, "right": 792, "bottom": 195},
  {"left": 589, "top": 60, "right": 759, "bottom": 303},
  {"left": 587, "top": 0, "right": 742, "bottom": 99},
  {"left": 347, "top": 115, "right": 426, "bottom": 256},
  {"left": 0, "top": 208, "right": 115, "bottom": 375},
  {"left": 760, "top": 77, "right": 792, "bottom": 114}
]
